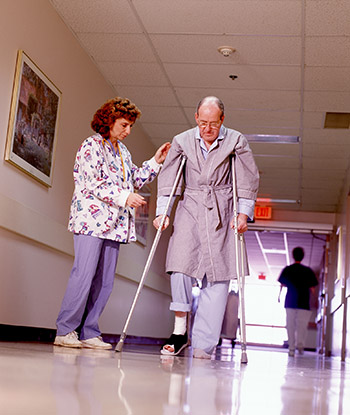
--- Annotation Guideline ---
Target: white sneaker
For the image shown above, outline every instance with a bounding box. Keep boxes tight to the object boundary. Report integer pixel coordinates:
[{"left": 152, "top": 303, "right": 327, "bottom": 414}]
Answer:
[
  {"left": 81, "top": 336, "right": 112, "bottom": 350},
  {"left": 54, "top": 331, "right": 82, "bottom": 348}
]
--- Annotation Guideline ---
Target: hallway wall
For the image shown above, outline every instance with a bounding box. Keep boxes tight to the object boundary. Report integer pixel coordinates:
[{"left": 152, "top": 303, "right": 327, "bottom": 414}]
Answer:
[
  {"left": 0, "top": 0, "right": 172, "bottom": 338},
  {"left": 330, "top": 174, "right": 350, "bottom": 359}
]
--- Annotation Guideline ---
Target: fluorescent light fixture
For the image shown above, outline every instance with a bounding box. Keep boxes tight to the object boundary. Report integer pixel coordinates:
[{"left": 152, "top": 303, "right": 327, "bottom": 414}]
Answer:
[
  {"left": 257, "top": 198, "right": 299, "bottom": 204},
  {"left": 246, "top": 134, "right": 299, "bottom": 143}
]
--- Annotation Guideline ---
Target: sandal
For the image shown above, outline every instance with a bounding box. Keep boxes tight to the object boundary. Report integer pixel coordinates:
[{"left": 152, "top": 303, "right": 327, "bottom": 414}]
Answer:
[{"left": 161, "top": 333, "right": 188, "bottom": 356}]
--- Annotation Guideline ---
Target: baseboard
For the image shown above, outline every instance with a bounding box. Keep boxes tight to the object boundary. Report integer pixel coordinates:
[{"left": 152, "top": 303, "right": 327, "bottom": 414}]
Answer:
[{"left": 0, "top": 324, "right": 166, "bottom": 345}]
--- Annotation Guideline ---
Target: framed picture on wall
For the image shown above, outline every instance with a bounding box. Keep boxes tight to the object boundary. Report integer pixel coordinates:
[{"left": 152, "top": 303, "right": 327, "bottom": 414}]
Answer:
[
  {"left": 4, "top": 50, "right": 61, "bottom": 187},
  {"left": 135, "top": 186, "right": 151, "bottom": 246}
]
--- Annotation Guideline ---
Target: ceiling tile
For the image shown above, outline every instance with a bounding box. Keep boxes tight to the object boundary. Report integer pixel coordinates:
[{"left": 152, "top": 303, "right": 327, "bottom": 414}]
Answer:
[
  {"left": 259, "top": 176, "right": 299, "bottom": 188},
  {"left": 299, "top": 203, "right": 336, "bottom": 213},
  {"left": 301, "top": 188, "right": 340, "bottom": 203},
  {"left": 136, "top": 106, "right": 189, "bottom": 124},
  {"left": 98, "top": 62, "right": 169, "bottom": 86},
  {"left": 258, "top": 187, "right": 300, "bottom": 199},
  {"left": 303, "top": 143, "right": 350, "bottom": 159},
  {"left": 303, "top": 128, "right": 350, "bottom": 145},
  {"left": 305, "top": 37, "right": 350, "bottom": 67},
  {"left": 259, "top": 168, "right": 299, "bottom": 179},
  {"left": 306, "top": 0, "right": 350, "bottom": 36},
  {"left": 305, "top": 67, "right": 350, "bottom": 92},
  {"left": 165, "top": 63, "right": 301, "bottom": 90},
  {"left": 254, "top": 155, "right": 299, "bottom": 169},
  {"left": 250, "top": 143, "right": 300, "bottom": 157},
  {"left": 116, "top": 86, "right": 179, "bottom": 107},
  {"left": 303, "top": 156, "right": 349, "bottom": 170},
  {"left": 303, "top": 112, "right": 327, "bottom": 129},
  {"left": 141, "top": 123, "right": 189, "bottom": 141},
  {"left": 51, "top": 0, "right": 142, "bottom": 33},
  {"left": 134, "top": 0, "right": 302, "bottom": 35},
  {"left": 304, "top": 91, "right": 350, "bottom": 112},
  {"left": 150, "top": 34, "right": 301, "bottom": 65},
  {"left": 302, "top": 176, "right": 342, "bottom": 190},
  {"left": 77, "top": 33, "right": 156, "bottom": 62},
  {"left": 302, "top": 167, "right": 347, "bottom": 181},
  {"left": 176, "top": 88, "right": 301, "bottom": 111}
]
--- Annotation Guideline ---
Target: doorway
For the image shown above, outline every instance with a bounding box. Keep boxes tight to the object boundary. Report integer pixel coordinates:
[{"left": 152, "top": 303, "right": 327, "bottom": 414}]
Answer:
[{"left": 243, "top": 230, "right": 328, "bottom": 347}]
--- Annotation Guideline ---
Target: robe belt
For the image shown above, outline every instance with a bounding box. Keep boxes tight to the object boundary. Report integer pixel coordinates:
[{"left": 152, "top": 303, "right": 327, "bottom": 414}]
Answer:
[{"left": 185, "top": 184, "right": 232, "bottom": 230}]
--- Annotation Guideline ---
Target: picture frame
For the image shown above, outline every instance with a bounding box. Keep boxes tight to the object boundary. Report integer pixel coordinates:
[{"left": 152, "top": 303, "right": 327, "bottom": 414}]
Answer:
[
  {"left": 135, "top": 186, "right": 151, "bottom": 246},
  {"left": 5, "top": 50, "right": 61, "bottom": 187}
]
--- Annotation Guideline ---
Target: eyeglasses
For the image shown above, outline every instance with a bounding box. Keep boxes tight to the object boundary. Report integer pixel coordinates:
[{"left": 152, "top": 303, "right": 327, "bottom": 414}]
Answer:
[{"left": 197, "top": 119, "right": 222, "bottom": 129}]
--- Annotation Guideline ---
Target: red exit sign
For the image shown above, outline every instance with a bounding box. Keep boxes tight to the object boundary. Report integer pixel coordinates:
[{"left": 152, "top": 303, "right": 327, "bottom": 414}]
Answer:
[{"left": 255, "top": 206, "right": 272, "bottom": 219}]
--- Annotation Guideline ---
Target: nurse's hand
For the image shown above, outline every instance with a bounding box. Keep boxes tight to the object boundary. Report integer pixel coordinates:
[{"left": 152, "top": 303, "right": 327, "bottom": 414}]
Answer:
[
  {"left": 126, "top": 193, "right": 147, "bottom": 208},
  {"left": 153, "top": 215, "right": 170, "bottom": 230},
  {"left": 155, "top": 142, "right": 171, "bottom": 164},
  {"left": 230, "top": 213, "right": 248, "bottom": 233}
]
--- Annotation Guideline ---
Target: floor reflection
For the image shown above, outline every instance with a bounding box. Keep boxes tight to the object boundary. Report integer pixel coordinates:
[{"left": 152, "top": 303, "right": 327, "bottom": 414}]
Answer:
[{"left": 0, "top": 342, "right": 350, "bottom": 415}]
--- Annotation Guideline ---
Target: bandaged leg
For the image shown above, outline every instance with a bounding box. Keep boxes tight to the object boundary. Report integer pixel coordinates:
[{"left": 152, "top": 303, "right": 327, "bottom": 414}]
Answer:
[{"left": 161, "top": 273, "right": 194, "bottom": 355}]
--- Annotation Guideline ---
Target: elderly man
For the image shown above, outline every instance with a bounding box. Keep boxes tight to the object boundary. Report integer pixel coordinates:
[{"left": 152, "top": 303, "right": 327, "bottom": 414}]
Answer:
[{"left": 153, "top": 96, "right": 259, "bottom": 358}]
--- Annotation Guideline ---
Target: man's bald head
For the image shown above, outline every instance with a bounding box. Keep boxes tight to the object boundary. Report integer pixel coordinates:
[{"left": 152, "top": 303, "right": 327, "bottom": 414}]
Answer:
[{"left": 196, "top": 96, "right": 225, "bottom": 119}]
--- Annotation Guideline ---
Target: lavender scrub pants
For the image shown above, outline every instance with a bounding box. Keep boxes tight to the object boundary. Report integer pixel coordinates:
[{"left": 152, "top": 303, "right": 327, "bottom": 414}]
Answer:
[{"left": 56, "top": 234, "right": 120, "bottom": 340}]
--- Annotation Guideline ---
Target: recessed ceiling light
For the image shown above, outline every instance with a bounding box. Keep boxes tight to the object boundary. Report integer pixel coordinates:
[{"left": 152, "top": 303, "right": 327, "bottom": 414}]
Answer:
[
  {"left": 257, "top": 198, "right": 299, "bottom": 204},
  {"left": 245, "top": 134, "right": 299, "bottom": 143}
]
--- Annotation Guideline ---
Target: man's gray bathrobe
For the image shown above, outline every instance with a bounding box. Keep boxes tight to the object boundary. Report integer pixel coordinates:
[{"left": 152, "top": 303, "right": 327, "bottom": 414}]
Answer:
[{"left": 157, "top": 126, "right": 259, "bottom": 283}]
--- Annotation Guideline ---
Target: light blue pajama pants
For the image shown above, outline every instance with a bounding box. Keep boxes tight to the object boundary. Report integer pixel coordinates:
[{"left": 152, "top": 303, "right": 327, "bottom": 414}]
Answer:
[
  {"left": 56, "top": 234, "right": 120, "bottom": 340},
  {"left": 170, "top": 272, "right": 229, "bottom": 354}
]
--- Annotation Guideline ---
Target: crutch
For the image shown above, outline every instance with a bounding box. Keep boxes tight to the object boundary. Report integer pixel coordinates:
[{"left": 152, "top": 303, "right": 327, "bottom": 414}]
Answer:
[
  {"left": 231, "top": 154, "right": 248, "bottom": 364},
  {"left": 116, "top": 155, "right": 187, "bottom": 352}
]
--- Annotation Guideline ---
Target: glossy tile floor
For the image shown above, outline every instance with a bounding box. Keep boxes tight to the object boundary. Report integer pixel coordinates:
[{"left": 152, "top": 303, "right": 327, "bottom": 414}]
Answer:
[{"left": 0, "top": 341, "right": 349, "bottom": 415}]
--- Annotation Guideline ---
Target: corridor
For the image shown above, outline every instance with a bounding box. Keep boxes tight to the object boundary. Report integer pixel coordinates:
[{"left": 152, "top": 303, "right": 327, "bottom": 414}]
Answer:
[{"left": 0, "top": 341, "right": 348, "bottom": 415}]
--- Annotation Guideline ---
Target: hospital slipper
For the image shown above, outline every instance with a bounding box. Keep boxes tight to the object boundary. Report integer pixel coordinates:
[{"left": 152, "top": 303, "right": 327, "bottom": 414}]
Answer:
[
  {"left": 161, "top": 333, "right": 188, "bottom": 356},
  {"left": 193, "top": 348, "right": 211, "bottom": 359}
]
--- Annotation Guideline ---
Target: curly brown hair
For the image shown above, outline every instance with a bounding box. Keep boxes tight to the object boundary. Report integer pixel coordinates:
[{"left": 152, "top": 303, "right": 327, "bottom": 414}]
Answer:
[{"left": 91, "top": 97, "right": 141, "bottom": 139}]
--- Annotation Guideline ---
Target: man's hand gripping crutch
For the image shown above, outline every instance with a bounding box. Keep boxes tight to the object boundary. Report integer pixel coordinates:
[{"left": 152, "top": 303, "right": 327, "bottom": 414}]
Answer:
[
  {"left": 116, "top": 155, "right": 187, "bottom": 352},
  {"left": 231, "top": 153, "right": 249, "bottom": 364}
]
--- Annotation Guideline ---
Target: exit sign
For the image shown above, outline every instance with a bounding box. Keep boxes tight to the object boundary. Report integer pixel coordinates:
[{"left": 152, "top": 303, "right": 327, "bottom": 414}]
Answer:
[{"left": 255, "top": 206, "right": 272, "bottom": 219}]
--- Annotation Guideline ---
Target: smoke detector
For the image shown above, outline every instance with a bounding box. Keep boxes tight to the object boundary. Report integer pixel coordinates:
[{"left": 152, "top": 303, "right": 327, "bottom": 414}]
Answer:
[{"left": 217, "top": 46, "right": 236, "bottom": 57}]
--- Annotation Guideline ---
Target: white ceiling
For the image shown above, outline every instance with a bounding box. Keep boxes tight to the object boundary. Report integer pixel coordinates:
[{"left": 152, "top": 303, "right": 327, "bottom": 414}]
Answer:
[
  {"left": 49, "top": 0, "right": 345, "bottom": 278},
  {"left": 51, "top": 0, "right": 350, "bottom": 215}
]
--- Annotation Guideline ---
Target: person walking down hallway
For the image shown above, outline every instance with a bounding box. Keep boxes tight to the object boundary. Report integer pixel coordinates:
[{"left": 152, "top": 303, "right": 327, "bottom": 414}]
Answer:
[
  {"left": 153, "top": 96, "right": 259, "bottom": 359},
  {"left": 278, "top": 247, "right": 318, "bottom": 357},
  {"left": 54, "top": 97, "right": 170, "bottom": 350}
]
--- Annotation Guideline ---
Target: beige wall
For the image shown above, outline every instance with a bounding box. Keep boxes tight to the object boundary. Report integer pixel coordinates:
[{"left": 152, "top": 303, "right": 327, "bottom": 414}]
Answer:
[
  {"left": 0, "top": 0, "right": 172, "bottom": 337},
  {"left": 329, "top": 169, "right": 350, "bottom": 358}
]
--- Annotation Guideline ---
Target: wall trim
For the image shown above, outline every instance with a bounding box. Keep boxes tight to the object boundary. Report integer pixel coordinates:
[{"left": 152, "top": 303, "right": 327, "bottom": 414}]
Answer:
[
  {"left": 0, "top": 192, "right": 170, "bottom": 296},
  {"left": 0, "top": 324, "right": 166, "bottom": 345}
]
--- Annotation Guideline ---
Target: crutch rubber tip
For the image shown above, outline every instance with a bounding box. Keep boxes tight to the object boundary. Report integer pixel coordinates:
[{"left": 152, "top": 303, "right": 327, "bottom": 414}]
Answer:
[
  {"left": 240, "top": 352, "right": 248, "bottom": 364},
  {"left": 115, "top": 341, "right": 124, "bottom": 352}
]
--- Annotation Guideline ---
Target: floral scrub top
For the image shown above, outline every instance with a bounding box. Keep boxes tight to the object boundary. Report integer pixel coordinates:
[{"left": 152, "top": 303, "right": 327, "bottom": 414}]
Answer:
[{"left": 68, "top": 133, "right": 161, "bottom": 243}]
